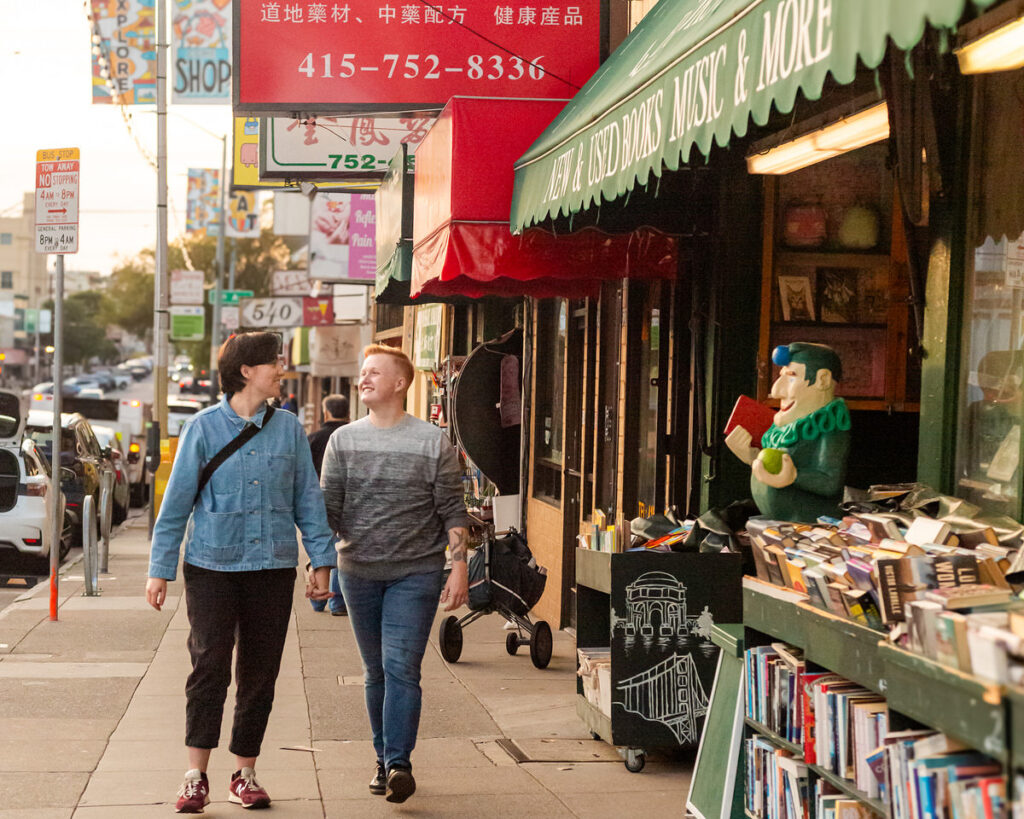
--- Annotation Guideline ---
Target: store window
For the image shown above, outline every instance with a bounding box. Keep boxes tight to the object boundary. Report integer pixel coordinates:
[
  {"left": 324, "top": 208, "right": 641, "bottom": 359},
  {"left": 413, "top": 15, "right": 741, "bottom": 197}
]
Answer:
[
  {"left": 0, "top": 272, "right": 11, "bottom": 289},
  {"left": 533, "top": 299, "right": 567, "bottom": 501},
  {"left": 635, "top": 281, "right": 663, "bottom": 517},
  {"left": 956, "top": 67, "right": 1024, "bottom": 518}
]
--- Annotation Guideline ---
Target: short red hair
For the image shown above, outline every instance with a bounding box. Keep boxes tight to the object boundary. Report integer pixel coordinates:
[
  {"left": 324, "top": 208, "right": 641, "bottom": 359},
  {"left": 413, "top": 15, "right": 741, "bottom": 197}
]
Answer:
[{"left": 363, "top": 344, "right": 415, "bottom": 387}]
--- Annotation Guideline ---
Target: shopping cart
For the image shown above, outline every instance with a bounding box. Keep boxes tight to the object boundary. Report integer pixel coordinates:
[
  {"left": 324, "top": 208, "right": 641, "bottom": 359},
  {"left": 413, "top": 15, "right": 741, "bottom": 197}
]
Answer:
[{"left": 438, "top": 524, "right": 553, "bottom": 669}]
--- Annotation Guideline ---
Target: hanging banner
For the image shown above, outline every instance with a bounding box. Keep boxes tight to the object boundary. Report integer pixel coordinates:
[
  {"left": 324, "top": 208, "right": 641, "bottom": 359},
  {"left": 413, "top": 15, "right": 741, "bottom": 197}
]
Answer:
[
  {"left": 172, "top": 0, "right": 232, "bottom": 103},
  {"left": 233, "top": 0, "right": 601, "bottom": 115},
  {"left": 309, "top": 193, "right": 376, "bottom": 284},
  {"left": 225, "top": 190, "right": 260, "bottom": 237},
  {"left": 186, "top": 168, "right": 221, "bottom": 237},
  {"left": 88, "top": 0, "right": 156, "bottom": 104},
  {"left": 260, "top": 115, "right": 430, "bottom": 179}
]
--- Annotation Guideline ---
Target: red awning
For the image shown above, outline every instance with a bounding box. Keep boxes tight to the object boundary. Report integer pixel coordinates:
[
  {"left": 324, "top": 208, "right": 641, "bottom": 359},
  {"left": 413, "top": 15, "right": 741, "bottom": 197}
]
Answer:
[{"left": 411, "top": 97, "right": 677, "bottom": 299}]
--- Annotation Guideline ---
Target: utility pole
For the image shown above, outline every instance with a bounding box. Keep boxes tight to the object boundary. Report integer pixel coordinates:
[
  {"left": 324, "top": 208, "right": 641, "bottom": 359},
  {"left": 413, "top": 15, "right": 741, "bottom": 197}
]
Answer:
[
  {"left": 154, "top": 0, "right": 169, "bottom": 439},
  {"left": 209, "top": 135, "right": 227, "bottom": 402}
]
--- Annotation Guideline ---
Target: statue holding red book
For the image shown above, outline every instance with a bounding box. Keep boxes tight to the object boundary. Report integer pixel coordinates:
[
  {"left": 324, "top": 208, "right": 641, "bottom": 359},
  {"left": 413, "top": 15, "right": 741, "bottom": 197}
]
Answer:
[{"left": 725, "top": 342, "right": 851, "bottom": 522}]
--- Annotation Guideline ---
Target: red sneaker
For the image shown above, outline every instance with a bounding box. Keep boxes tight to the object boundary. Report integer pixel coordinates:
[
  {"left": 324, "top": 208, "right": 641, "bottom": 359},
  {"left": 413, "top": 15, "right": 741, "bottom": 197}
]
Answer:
[
  {"left": 228, "top": 767, "right": 271, "bottom": 809},
  {"left": 175, "top": 769, "right": 210, "bottom": 814}
]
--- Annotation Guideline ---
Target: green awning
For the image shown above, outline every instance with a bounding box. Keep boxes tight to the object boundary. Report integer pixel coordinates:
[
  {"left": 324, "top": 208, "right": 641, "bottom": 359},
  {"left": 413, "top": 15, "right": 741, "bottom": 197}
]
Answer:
[
  {"left": 375, "top": 242, "right": 416, "bottom": 304},
  {"left": 511, "top": 0, "right": 996, "bottom": 232}
]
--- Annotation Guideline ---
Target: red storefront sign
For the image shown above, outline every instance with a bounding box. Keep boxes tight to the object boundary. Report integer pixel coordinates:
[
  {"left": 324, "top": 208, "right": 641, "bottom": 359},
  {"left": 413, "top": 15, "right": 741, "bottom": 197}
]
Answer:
[
  {"left": 233, "top": 0, "right": 602, "bottom": 115},
  {"left": 302, "top": 295, "right": 335, "bottom": 325}
]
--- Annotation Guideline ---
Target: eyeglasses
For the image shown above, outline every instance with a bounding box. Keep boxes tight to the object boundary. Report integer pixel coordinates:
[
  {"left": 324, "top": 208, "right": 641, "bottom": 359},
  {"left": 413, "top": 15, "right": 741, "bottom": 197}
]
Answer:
[{"left": 254, "top": 354, "right": 287, "bottom": 368}]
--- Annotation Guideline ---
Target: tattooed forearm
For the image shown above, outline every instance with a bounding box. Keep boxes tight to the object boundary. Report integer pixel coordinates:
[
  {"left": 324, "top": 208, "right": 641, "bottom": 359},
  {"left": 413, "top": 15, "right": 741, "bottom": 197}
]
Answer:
[{"left": 449, "top": 527, "right": 468, "bottom": 563}]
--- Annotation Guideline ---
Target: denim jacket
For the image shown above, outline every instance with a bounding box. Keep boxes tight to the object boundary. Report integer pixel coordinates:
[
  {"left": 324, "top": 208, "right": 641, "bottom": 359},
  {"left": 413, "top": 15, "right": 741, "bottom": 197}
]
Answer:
[{"left": 148, "top": 396, "right": 335, "bottom": 581}]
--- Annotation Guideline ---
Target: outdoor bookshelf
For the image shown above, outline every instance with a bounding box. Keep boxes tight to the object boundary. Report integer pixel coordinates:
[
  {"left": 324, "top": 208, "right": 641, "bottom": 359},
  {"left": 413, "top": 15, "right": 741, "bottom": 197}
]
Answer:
[{"left": 736, "top": 577, "right": 1013, "bottom": 816}]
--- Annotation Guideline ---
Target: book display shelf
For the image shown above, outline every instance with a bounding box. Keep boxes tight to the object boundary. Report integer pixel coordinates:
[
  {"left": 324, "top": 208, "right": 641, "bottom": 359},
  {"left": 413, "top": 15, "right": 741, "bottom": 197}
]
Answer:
[
  {"left": 734, "top": 577, "right": 1013, "bottom": 818},
  {"left": 574, "top": 549, "right": 742, "bottom": 773}
]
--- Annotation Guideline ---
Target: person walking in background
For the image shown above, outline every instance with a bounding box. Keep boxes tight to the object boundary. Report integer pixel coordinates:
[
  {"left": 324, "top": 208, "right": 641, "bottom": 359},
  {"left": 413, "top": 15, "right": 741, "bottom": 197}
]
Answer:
[
  {"left": 281, "top": 392, "right": 297, "bottom": 413},
  {"left": 320, "top": 344, "right": 470, "bottom": 804},
  {"left": 145, "top": 332, "right": 335, "bottom": 814},
  {"left": 306, "top": 394, "right": 350, "bottom": 616}
]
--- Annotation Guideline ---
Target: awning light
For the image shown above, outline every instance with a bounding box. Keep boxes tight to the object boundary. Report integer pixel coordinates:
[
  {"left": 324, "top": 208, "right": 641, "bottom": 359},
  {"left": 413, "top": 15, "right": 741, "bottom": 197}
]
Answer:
[
  {"left": 747, "top": 102, "right": 889, "bottom": 175},
  {"left": 956, "top": 5, "right": 1024, "bottom": 74}
]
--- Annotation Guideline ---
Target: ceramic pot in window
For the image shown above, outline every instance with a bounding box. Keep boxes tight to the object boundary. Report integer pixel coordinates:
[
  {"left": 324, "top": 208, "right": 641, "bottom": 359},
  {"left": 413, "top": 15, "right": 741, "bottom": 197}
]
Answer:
[{"left": 782, "top": 202, "right": 828, "bottom": 247}]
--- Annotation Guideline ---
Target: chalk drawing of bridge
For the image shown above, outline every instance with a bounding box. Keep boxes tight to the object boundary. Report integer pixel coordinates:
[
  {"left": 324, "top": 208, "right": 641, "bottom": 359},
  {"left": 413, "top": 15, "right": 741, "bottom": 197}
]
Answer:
[{"left": 615, "top": 653, "right": 710, "bottom": 744}]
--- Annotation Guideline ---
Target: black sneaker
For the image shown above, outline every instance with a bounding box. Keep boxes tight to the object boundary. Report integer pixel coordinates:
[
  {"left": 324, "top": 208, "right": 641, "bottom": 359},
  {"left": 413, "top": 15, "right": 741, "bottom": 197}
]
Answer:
[
  {"left": 385, "top": 767, "right": 416, "bottom": 804},
  {"left": 369, "top": 761, "right": 386, "bottom": 795}
]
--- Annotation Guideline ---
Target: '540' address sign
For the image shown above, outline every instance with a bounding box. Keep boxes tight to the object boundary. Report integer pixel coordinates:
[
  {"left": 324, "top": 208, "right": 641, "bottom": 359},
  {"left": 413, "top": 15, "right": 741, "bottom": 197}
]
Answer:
[{"left": 233, "top": 1, "right": 602, "bottom": 116}]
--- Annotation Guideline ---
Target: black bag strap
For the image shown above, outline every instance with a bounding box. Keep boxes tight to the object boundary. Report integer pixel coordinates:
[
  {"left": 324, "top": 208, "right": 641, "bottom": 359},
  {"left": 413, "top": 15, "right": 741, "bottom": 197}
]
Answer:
[{"left": 193, "top": 405, "right": 275, "bottom": 505}]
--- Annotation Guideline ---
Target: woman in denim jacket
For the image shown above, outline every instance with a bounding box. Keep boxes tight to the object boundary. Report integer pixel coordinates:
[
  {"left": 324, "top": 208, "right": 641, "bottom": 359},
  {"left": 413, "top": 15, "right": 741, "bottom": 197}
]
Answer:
[{"left": 145, "top": 332, "right": 335, "bottom": 813}]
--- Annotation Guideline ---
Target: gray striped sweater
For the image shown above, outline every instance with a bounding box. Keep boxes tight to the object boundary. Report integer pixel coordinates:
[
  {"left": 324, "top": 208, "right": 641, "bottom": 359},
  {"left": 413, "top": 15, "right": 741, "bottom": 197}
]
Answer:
[{"left": 320, "top": 414, "right": 470, "bottom": 580}]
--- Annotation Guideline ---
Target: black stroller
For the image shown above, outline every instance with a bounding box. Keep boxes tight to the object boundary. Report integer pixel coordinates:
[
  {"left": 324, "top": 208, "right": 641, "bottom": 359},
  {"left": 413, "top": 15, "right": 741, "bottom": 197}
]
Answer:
[{"left": 438, "top": 527, "right": 553, "bottom": 669}]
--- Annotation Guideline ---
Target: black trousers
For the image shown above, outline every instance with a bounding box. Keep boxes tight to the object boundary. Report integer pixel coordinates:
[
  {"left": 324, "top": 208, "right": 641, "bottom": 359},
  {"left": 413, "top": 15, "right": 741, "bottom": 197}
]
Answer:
[{"left": 183, "top": 562, "right": 296, "bottom": 758}]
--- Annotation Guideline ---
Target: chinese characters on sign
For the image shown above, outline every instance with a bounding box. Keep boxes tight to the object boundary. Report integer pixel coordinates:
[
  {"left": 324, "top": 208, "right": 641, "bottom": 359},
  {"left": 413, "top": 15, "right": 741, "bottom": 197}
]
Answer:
[
  {"left": 262, "top": 115, "right": 431, "bottom": 178},
  {"left": 35, "top": 148, "right": 80, "bottom": 255},
  {"left": 89, "top": 0, "right": 156, "bottom": 104},
  {"left": 234, "top": 1, "right": 601, "bottom": 113},
  {"left": 172, "top": 0, "right": 232, "bottom": 103},
  {"left": 309, "top": 193, "right": 376, "bottom": 284},
  {"left": 186, "top": 168, "right": 221, "bottom": 237}
]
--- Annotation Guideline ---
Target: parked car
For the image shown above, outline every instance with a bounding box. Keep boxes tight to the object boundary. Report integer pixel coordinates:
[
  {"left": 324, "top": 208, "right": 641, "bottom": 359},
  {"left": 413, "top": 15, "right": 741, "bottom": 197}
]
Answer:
[
  {"left": 65, "top": 376, "right": 107, "bottom": 394},
  {"left": 0, "top": 389, "right": 69, "bottom": 572},
  {"left": 76, "top": 387, "right": 106, "bottom": 401},
  {"left": 167, "top": 398, "right": 204, "bottom": 437},
  {"left": 88, "top": 424, "right": 130, "bottom": 525},
  {"left": 178, "top": 368, "right": 212, "bottom": 395},
  {"left": 29, "top": 381, "right": 81, "bottom": 397},
  {"left": 24, "top": 410, "right": 116, "bottom": 548},
  {"left": 89, "top": 369, "right": 129, "bottom": 390}
]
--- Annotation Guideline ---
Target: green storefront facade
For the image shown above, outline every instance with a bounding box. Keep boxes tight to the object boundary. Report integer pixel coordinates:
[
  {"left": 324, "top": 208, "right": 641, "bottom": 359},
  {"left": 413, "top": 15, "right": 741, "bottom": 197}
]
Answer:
[{"left": 509, "top": 0, "right": 1024, "bottom": 527}]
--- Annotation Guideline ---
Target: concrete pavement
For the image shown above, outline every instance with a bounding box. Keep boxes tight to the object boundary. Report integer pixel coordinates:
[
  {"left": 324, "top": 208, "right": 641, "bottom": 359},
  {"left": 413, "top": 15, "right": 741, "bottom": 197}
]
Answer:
[{"left": 0, "top": 514, "right": 693, "bottom": 818}]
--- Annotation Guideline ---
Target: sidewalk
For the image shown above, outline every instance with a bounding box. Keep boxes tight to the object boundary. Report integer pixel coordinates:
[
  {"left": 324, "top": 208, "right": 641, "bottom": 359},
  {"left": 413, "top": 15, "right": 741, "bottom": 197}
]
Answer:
[{"left": 0, "top": 516, "right": 692, "bottom": 818}]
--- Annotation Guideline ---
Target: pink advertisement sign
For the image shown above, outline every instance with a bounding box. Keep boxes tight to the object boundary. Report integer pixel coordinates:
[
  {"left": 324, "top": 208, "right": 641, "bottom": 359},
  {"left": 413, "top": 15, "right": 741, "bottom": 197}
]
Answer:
[{"left": 309, "top": 193, "right": 376, "bottom": 284}]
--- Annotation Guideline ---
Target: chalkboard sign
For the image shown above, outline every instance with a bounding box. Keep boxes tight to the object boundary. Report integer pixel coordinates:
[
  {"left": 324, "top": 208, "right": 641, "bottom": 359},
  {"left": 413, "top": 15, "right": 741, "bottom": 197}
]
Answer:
[{"left": 608, "top": 552, "right": 743, "bottom": 748}]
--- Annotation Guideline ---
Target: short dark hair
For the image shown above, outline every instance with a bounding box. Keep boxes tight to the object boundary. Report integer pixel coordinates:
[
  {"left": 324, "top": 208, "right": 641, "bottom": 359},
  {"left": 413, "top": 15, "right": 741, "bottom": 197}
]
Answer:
[
  {"left": 218, "top": 332, "right": 281, "bottom": 394},
  {"left": 323, "top": 393, "right": 349, "bottom": 419},
  {"left": 772, "top": 342, "right": 842, "bottom": 384}
]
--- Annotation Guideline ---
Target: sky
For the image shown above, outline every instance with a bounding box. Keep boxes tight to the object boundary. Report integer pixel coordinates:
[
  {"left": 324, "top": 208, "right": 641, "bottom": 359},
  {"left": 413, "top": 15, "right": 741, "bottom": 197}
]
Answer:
[{"left": 0, "top": 0, "right": 233, "bottom": 275}]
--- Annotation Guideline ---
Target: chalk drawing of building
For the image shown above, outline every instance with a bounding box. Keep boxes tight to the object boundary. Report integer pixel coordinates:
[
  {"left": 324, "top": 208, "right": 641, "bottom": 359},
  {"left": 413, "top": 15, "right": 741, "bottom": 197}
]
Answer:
[
  {"left": 622, "top": 571, "right": 712, "bottom": 638},
  {"left": 615, "top": 653, "right": 710, "bottom": 744}
]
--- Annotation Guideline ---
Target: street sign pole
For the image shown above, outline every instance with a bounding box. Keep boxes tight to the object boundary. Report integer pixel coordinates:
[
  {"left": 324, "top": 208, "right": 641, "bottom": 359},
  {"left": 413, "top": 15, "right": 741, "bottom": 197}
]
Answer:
[
  {"left": 49, "top": 255, "right": 64, "bottom": 621},
  {"left": 34, "top": 145, "right": 78, "bottom": 621},
  {"left": 209, "top": 135, "right": 227, "bottom": 402}
]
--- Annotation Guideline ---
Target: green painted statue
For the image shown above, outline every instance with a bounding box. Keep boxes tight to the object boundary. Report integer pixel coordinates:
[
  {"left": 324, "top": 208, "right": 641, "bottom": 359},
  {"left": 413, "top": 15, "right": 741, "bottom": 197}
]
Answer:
[{"left": 725, "top": 342, "right": 851, "bottom": 522}]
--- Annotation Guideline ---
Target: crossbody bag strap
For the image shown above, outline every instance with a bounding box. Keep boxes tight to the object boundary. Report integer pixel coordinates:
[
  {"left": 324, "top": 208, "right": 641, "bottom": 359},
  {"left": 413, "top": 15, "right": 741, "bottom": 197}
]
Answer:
[{"left": 193, "top": 404, "right": 276, "bottom": 506}]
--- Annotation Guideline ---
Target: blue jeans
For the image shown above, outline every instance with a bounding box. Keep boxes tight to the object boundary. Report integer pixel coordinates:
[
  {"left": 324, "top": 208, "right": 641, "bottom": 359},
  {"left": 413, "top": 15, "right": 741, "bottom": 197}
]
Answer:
[
  {"left": 309, "top": 569, "right": 346, "bottom": 613},
  {"left": 339, "top": 569, "right": 444, "bottom": 770}
]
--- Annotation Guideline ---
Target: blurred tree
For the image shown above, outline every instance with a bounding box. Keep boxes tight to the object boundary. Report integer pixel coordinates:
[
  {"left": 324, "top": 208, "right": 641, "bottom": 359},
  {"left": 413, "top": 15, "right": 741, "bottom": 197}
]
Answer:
[
  {"left": 43, "top": 292, "right": 119, "bottom": 367},
  {"left": 103, "top": 256, "right": 155, "bottom": 343}
]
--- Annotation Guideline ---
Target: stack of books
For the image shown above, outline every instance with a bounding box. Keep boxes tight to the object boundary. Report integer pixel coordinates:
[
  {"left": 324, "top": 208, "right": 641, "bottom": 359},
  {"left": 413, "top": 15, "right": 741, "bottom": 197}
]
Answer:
[{"left": 746, "top": 515, "right": 1017, "bottom": 638}]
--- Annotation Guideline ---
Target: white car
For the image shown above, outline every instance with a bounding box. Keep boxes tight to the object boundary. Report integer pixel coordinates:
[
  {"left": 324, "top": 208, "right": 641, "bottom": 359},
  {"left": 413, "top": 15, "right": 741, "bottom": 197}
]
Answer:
[
  {"left": 167, "top": 398, "right": 204, "bottom": 437},
  {"left": 0, "top": 390, "right": 68, "bottom": 572}
]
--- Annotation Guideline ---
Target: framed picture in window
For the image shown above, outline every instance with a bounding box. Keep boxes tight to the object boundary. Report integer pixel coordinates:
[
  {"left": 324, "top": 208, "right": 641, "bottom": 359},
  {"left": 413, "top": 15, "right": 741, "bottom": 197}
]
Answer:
[{"left": 777, "top": 274, "right": 815, "bottom": 321}]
